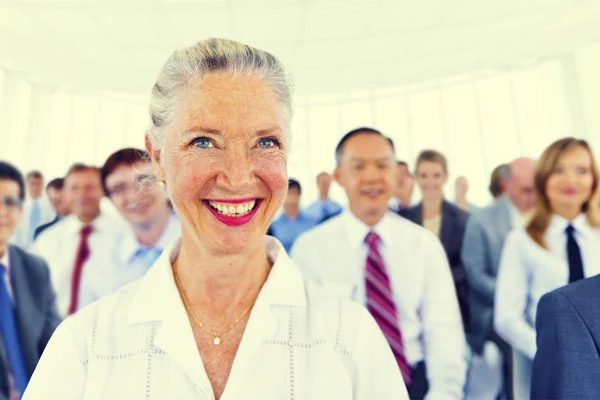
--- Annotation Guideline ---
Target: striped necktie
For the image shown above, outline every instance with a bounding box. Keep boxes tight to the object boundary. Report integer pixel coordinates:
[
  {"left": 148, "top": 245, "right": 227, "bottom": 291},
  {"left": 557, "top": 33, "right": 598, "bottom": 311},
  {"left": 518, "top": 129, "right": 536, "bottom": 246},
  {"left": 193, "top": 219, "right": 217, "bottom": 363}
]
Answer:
[{"left": 364, "top": 231, "right": 412, "bottom": 386}]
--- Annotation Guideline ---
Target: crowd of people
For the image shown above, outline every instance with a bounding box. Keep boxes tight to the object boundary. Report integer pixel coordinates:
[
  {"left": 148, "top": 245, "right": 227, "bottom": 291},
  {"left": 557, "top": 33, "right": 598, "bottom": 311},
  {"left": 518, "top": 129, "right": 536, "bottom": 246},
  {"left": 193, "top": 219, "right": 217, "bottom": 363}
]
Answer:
[{"left": 0, "top": 37, "right": 598, "bottom": 399}]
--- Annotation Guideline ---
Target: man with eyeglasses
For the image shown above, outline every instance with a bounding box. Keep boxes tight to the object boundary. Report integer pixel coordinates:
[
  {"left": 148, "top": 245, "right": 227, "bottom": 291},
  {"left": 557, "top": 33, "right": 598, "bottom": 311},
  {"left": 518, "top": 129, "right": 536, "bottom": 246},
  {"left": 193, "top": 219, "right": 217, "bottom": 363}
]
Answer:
[
  {"left": 0, "top": 161, "right": 61, "bottom": 399},
  {"left": 95, "top": 148, "right": 180, "bottom": 300},
  {"left": 33, "top": 163, "right": 127, "bottom": 317}
]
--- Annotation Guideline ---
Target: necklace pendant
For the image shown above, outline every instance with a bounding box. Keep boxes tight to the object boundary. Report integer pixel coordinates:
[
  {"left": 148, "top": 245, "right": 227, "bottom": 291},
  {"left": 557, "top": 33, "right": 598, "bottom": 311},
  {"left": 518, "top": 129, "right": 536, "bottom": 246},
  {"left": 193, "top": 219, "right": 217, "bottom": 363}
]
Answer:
[{"left": 213, "top": 337, "right": 221, "bottom": 345}]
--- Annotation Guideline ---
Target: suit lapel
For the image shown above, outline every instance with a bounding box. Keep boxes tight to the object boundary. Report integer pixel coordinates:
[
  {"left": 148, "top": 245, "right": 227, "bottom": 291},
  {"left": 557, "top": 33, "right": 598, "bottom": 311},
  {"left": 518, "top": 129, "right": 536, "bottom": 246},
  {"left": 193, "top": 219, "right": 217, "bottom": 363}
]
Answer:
[
  {"left": 9, "top": 247, "right": 44, "bottom": 375},
  {"left": 496, "top": 198, "right": 514, "bottom": 235},
  {"left": 439, "top": 201, "right": 454, "bottom": 249},
  {"left": 414, "top": 203, "right": 424, "bottom": 225}
]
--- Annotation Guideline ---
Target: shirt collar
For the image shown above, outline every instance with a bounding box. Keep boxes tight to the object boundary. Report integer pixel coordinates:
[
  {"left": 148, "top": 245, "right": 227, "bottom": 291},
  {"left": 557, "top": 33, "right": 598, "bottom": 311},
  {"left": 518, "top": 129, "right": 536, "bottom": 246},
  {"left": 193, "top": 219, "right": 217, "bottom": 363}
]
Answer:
[
  {"left": 119, "top": 214, "right": 181, "bottom": 264},
  {"left": 63, "top": 212, "right": 115, "bottom": 235},
  {"left": 340, "top": 209, "right": 394, "bottom": 250},
  {"left": 547, "top": 213, "right": 591, "bottom": 238},
  {"left": 128, "top": 235, "right": 307, "bottom": 325}
]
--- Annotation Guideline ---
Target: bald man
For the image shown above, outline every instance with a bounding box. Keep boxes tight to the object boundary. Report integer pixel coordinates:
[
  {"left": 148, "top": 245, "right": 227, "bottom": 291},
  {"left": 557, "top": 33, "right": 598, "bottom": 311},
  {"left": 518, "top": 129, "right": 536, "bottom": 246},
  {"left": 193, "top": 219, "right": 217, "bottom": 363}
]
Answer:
[{"left": 461, "top": 158, "right": 535, "bottom": 400}]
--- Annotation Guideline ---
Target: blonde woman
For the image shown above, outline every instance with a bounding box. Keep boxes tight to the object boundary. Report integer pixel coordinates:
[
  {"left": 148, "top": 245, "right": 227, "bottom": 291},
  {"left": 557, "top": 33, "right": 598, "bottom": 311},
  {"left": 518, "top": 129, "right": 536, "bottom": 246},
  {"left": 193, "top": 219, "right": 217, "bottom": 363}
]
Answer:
[
  {"left": 494, "top": 137, "right": 600, "bottom": 399},
  {"left": 399, "top": 150, "right": 470, "bottom": 331},
  {"left": 23, "top": 39, "right": 408, "bottom": 399}
]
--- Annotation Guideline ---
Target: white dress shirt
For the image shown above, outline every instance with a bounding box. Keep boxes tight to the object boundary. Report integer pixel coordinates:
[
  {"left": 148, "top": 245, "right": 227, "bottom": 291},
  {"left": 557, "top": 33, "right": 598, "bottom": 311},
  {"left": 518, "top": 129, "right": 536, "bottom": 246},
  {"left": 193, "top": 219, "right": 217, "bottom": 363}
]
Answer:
[
  {"left": 89, "top": 214, "right": 181, "bottom": 301},
  {"left": 494, "top": 213, "right": 600, "bottom": 360},
  {"left": 10, "top": 197, "right": 55, "bottom": 249},
  {"left": 291, "top": 211, "right": 467, "bottom": 400},
  {"left": 0, "top": 250, "right": 13, "bottom": 301},
  {"left": 23, "top": 236, "right": 408, "bottom": 400},
  {"left": 32, "top": 213, "right": 127, "bottom": 316}
]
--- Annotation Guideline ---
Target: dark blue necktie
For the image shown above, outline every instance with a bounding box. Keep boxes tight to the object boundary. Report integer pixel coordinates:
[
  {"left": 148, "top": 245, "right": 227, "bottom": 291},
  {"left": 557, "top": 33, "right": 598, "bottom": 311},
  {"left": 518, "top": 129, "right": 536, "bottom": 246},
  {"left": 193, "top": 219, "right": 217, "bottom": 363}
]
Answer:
[
  {"left": 0, "top": 264, "right": 28, "bottom": 395},
  {"left": 566, "top": 225, "right": 584, "bottom": 283}
]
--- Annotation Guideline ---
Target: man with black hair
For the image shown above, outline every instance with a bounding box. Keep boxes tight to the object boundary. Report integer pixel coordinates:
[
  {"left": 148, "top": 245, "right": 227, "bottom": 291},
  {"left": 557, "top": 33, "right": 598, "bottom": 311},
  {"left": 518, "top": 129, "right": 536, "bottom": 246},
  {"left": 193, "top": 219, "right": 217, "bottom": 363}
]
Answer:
[
  {"left": 293, "top": 127, "right": 466, "bottom": 399},
  {"left": 268, "top": 179, "right": 317, "bottom": 253},
  {"left": 33, "top": 178, "right": 70, "bottom": 240},
  {"left": 0, "top": 161, "right": 61, "bottom": 398}
]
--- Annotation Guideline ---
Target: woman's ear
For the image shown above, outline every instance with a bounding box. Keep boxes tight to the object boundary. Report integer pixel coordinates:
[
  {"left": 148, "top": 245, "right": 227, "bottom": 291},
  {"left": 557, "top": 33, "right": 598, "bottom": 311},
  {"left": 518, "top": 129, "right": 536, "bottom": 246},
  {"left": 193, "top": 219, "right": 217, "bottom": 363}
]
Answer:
[{"left": 145, "top": 134, "right": 165, "bottom": 183}]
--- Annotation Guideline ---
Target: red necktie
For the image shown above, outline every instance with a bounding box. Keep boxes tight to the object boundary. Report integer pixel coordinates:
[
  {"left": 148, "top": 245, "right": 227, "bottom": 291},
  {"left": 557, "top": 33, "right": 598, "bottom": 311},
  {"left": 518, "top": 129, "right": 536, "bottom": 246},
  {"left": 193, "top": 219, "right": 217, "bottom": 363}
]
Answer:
[
  {"left": 364, "top": 231, "right": 412, "bottom": 386},
  {"left": 68, "top": 224, "right": 93, "bottom": 315}
]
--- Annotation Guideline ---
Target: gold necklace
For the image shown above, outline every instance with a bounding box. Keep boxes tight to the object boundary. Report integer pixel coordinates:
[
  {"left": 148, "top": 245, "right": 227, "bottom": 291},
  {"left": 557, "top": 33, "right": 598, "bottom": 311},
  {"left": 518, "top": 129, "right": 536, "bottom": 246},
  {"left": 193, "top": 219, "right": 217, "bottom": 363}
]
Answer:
[{"left": 173, "top": 268, "right": 255, "bottom": 345}]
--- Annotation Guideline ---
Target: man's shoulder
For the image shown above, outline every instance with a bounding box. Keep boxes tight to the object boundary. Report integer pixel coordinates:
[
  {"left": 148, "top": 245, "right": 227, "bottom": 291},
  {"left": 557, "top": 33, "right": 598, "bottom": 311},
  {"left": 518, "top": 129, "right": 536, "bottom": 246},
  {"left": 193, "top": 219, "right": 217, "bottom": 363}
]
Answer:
[
  {"left": 544, "top": 274, "right": 600, "bottom": 312},
  {"left": 8, "top": 245, "right": 50, "bottom": 281}
]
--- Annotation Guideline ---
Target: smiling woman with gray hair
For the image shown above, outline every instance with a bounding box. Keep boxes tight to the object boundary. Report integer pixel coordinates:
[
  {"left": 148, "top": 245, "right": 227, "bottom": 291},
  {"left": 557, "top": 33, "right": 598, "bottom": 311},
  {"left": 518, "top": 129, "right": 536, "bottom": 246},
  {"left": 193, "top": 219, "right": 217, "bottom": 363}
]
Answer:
[{"left": 23, "top": 39, "right": 408, "bottom": 399}]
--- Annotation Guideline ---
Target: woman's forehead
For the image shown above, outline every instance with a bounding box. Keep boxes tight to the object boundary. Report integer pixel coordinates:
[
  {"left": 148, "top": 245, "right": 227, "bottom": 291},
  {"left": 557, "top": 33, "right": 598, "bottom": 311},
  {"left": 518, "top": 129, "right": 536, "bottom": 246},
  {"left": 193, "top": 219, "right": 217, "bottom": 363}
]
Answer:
[{"left": 173, "top": 75, "right": 284, "bottom": 129}]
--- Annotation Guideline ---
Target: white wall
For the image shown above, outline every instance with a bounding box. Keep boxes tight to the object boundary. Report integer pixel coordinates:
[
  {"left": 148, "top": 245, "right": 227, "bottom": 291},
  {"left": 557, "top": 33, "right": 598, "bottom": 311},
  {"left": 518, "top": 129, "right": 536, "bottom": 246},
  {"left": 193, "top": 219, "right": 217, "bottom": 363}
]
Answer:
[
  {"left": 573, "top": 40, "right": 600, "bottom": 152},
  {"left": 0, "top": 56, "right": 580, "bottom": 207}
]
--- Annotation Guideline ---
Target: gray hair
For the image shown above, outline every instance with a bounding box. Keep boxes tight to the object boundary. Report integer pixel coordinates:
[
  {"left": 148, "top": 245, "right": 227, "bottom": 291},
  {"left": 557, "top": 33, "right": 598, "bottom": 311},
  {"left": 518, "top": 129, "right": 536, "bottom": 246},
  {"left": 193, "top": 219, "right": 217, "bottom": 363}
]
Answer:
[{"left": 147, "top": 38, "right": 294, "bottom": 150}]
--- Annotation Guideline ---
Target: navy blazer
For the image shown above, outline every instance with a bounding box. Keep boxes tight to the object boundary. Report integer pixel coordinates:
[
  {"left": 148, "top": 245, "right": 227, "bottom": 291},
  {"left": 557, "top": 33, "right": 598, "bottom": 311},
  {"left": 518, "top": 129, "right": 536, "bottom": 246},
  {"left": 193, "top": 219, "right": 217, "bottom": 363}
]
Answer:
[
  {"left": 0, "top": 246, "right": 61, "bottom": 399},
  {"left": 398, "top": 201, "right": 470, "bottom": 329},
  {"left": 531, "top": 274, "right": 600, "bottom": 400}
]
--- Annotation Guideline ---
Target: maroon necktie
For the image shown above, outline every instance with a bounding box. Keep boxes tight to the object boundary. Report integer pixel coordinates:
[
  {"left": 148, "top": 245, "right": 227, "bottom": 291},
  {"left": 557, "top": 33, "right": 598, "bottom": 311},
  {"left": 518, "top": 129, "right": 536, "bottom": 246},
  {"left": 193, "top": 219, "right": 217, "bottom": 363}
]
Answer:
[
  {"left": 68, "top": 224, "right": 93, "bottom": 315},
  {"left": 364, "top": 231, "right": 412, "bottom": 386}
]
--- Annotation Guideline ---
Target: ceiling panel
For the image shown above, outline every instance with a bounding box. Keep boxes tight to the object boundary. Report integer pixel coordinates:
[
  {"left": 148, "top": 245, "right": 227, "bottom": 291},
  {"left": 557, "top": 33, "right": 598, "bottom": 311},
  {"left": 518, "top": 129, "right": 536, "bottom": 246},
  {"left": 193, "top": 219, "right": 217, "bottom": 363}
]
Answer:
[
  {"left": 26, "top": 8, "right": 111, "bottom": 44},
  {"left": 370, "top": 0, "right": 450, "bottom": 32},
  {"left": 164, "top": 8, "right": 233, "bottom": 44},
  {"left": 93, "top": 9, "right": 166, "bottom": 46},
  {"left": 303, "top": 3, "right": 379, "bottom": 40},
  {"left": 1, "top": 0, "right": 599, "bottom": 95},
  {"left": 232, "top": 9, "right": 303, "bottom": 43}
]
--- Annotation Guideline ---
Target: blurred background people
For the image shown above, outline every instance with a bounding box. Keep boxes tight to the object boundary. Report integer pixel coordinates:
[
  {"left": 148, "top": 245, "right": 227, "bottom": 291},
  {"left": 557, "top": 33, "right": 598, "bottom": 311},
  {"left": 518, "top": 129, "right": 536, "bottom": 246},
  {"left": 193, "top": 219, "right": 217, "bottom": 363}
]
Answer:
[
  {"left": 399, "top": 150, "right": 470, "bottom": 332},
  {"left": 33, "top": 163, "right": 126, "bottom": 316},
  {"left": 96, "top": 148, "right": 180, "bottom": 299},
  {"left": 489, "top": 164, "right": 509, "bottom": 201},
  {"left": 269, "top": 179, "right": 317, "bottom": 253},
  {"left": 293, "top": 128, "right": 467, "bottom": 399},
  {"left": 494, "top": 138, "right": 600, "bottom": 399},
  {"left": 390, "top": 161, "right": 415, "bottom": 211},
  {"left": 0, "top": 162, "right": 61, "bottom": 399},
  {"left": 462, "top": 157, "right": 536, "bottom": 400},
  {"left": 33, "top": 178, "right": 70, "bottom": 240},
  {"left": 10, "top": 171, "right": 55, "bottom": 248},
  {"left": 304, "top": 172, "right": 343, "bottom": 223},
  {"left": 455, "top": 176, "right": 478, "bottom": 212}
]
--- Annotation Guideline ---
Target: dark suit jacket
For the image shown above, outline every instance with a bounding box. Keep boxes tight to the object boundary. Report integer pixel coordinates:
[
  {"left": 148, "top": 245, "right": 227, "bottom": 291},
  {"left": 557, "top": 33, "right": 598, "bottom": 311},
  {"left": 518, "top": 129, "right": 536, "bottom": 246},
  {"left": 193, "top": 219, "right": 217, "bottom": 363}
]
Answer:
[
  {"left": 398, "top": 200, "right": 470, "bottom": 329},
  {"left": 531, "top": 274, "right": 600, "bottom": 400},
  {"left": 0, "top": 246, "right": 61, "bottom": 399},
  {"left": 33, "top": 216, "right": 60, "bottom": 240}
]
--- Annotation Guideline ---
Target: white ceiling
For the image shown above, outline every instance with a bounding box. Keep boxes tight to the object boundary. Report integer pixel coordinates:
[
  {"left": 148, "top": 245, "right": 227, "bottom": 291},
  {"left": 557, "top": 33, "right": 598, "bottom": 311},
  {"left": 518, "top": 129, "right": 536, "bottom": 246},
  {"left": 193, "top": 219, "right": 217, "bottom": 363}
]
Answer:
[{"left": 1, "top": 0, "right": 599, "bottom": 95}]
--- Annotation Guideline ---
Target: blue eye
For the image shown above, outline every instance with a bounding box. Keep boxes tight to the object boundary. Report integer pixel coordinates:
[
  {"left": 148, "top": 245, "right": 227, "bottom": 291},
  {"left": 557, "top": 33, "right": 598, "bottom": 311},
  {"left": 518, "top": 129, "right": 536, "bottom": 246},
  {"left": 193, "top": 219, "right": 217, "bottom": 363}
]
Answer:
[
  {"left": 192, "top": 137, "right": 213, "bottom": 149},
  {"left": 258, "top": 137, "right": 279, "bottom": 149}
]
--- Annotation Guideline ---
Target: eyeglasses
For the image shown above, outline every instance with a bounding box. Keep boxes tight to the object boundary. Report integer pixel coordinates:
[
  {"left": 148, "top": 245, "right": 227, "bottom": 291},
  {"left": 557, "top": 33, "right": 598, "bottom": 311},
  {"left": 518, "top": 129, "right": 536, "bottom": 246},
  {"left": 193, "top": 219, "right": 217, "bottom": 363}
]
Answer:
[
  {"left": 0, "top": 196, "right": 22, "bottom": 210},
  {"left": 107, "top": 176, "right": 156, "bottom": 197}
]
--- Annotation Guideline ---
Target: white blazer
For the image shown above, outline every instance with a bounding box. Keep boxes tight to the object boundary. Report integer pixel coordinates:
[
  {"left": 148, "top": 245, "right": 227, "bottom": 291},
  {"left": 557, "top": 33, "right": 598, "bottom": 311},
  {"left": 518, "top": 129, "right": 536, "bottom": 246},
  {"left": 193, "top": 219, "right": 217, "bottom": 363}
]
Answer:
[{"left": 23, "top": 236, "right": 408, "bottom": 400}]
